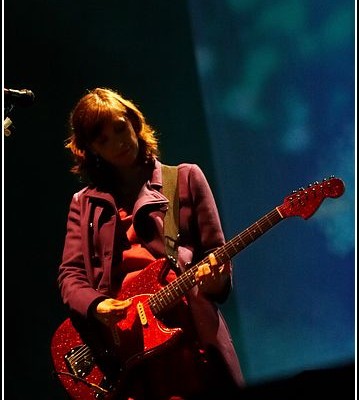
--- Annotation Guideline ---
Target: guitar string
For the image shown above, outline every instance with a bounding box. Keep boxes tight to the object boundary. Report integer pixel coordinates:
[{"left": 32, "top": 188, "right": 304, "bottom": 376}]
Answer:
[
  {"left": 62, "top": 185, "right": 329, "bottom": 369},
  {"left": 147, "top": 207, "right": 282, "bottom": 314},
  {"left": 66, "top": 343, "right": 93, "bottom": 366},
  {"left": 145, "top": 185, "right": 329, "bottom": 313}
]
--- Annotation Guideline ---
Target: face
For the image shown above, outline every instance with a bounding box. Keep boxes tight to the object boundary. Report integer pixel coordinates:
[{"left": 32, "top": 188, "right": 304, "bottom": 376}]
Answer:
[{"left": 90, "top": 114, "right": 140, "bottom": 170}]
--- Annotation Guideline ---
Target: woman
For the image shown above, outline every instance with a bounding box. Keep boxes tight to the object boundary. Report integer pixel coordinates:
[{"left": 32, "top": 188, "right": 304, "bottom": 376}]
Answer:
[{"left": 58, "top": 87, "right": 245, "bottom": 399}]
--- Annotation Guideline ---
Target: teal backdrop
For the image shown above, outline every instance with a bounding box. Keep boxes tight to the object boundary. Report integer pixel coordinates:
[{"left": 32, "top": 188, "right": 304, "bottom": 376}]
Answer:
[{"left": 4, "top": 1, "right": 355, "bottom": 399}]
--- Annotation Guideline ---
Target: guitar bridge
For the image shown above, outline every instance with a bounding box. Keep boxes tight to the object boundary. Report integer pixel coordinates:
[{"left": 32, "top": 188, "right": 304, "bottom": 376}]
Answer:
[{"left": 64, "top": 344, "right": 95, "bottom": 378}]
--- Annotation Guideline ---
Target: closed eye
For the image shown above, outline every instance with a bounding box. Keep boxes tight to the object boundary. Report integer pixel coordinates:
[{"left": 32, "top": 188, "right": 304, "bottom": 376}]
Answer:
[
  {"left": 94, "top": 134, "right": 108, "bottom": 146},
  {"left": 114, "top": 117, "right": 127, "bottom": 134}
]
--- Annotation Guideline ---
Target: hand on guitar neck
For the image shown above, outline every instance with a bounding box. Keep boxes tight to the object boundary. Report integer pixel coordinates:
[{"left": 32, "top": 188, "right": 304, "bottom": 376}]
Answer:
[{"left": 195, "top": 252, "right": 230, "bottom": 295}]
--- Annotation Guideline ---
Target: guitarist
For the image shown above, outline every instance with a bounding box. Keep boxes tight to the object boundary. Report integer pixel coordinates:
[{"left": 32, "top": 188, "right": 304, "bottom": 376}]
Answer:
[{"left": 57, "top": 87, "right": 245, "bottom": 399}]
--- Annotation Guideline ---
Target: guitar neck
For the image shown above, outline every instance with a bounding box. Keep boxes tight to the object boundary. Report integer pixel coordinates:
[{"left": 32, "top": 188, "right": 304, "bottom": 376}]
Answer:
[{"left": 150, "top": 207, "right": 284, "bottom": 315}]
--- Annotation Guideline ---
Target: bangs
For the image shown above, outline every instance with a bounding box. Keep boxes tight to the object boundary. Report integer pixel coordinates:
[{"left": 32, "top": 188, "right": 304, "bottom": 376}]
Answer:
[
  {"left": 85, "top": 105, "right": 114, "bottom": 143},
  {"left": 73, "top": 95, "right": 126, "bottom": 147}
]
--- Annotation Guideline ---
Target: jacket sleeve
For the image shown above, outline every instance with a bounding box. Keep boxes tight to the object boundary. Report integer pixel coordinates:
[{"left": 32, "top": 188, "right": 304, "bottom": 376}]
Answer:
[
  {"left": 187, "top": 164, "right": 233, "bottom": 303},
  {"left": 57, "top": 192, "right": 108, "bottom": 318}
]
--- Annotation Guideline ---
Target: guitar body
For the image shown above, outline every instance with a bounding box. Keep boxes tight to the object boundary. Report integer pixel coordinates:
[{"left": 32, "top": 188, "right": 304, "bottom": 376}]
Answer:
[{"left": 51, "top": 257, "right": 183, "bottom": 400}]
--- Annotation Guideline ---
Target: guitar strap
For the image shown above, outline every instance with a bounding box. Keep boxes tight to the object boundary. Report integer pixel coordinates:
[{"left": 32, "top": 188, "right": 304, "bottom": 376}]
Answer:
[{"left": 161, "top": 164, "right": 179, "bottom": 264}]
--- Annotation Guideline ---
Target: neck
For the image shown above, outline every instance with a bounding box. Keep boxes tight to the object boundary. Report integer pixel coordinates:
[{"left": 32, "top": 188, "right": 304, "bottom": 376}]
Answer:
[
  {"left": 114, "top": 163, "right": 143, "bottom": 186},
  {"left": 112, "top": 163, "right": 150, "bottom": 211}
]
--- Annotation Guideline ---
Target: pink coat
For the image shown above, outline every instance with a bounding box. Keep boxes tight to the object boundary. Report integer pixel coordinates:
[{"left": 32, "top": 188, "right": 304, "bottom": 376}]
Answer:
[{"left": 58, "top": 159, "right": 245, "bottom": 387}]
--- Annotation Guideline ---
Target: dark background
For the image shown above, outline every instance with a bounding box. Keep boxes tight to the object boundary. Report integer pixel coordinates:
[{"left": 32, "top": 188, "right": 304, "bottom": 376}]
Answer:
[{"left": 4, "top": 1, "right": 355, "bottom": 399}]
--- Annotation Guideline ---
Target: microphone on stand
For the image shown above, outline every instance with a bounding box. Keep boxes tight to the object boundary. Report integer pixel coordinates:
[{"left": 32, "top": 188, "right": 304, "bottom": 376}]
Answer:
[
  {"left": 3, "top": 88, "right": 35, "bottom": 136},
  {"left": 4, "top": 88, "right": 35, "bottom": 107}
]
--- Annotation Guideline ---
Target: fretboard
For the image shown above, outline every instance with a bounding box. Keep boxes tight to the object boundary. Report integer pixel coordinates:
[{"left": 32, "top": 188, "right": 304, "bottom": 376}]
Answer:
[{"left": 149, "top": 207, "right": 283, "bottom": 315}]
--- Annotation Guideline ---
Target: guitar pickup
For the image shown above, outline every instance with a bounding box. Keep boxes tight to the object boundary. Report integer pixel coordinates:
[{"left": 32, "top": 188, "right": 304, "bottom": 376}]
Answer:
[{"left": 136, "top": 301, "right": 148, "bottom": 325}]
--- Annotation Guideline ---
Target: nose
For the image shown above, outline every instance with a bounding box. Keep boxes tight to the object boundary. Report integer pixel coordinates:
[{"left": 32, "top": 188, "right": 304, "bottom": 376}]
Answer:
[
  {"left": 110, "top": 140, "right": 129, "bottom": 159},
  {"left": 111, "top": 137, "right": 125, "bottom": 151}
]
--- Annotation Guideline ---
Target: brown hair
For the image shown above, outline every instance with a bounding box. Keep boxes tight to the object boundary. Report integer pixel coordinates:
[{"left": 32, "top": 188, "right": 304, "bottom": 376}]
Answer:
[{"left": 65, "top": 87, "right": 159, "bottom": 184}]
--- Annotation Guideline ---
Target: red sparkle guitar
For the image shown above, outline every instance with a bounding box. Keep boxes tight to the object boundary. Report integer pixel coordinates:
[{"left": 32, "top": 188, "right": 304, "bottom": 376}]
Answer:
[{"left": 51, "top": 177, "right": 345, "bottom": 400}]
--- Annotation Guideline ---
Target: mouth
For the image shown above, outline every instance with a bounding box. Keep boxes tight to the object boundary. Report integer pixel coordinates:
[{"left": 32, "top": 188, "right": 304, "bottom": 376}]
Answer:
[
  {"left": 114, "top": 145, "right": 134, "bottom": 160},
  {"left": 116, "top": 145, "right": 130, "bottom": 156}
]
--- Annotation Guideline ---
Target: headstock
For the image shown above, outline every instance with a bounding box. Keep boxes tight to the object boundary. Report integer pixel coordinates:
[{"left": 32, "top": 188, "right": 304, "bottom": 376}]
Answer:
[{"left": 278, "top": 176, "right": 345, "bottom": 219}]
